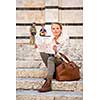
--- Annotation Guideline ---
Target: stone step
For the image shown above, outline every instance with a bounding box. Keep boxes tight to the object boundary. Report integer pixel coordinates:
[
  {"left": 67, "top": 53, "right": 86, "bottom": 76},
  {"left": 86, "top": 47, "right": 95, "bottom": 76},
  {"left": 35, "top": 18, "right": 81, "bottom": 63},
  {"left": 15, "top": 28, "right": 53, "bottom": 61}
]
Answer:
[
  {"left": 16, "top": 67, "right": 82, "bottom": 79},
  {"left": 16, "top": 60, "right": 45, "bottom": 68},
  {"left": 16, "top": 78, "right": 83, "bottom": 92},
  {"left": 16, "top": 44, "right": 42, "bottom": 61},
  {"left": 16, "top": 68, "right": 48, "bottom": 78},
  {"left": 16, "top": 90, "right": 82, "bottom": 100},
  {"left": 16, "top": 60, "right": 82, "bottom": 68},
  {"left": 16, "top": 39, "right": 83, "bottom": 61}
]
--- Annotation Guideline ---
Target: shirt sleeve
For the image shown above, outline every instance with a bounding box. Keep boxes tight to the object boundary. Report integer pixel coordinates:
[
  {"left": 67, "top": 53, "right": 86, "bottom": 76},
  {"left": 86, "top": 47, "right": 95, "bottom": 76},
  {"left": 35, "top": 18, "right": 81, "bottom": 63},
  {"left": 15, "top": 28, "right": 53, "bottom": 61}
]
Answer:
[{"left": 57, "top": 35, "right": 70, "bottom": 55}]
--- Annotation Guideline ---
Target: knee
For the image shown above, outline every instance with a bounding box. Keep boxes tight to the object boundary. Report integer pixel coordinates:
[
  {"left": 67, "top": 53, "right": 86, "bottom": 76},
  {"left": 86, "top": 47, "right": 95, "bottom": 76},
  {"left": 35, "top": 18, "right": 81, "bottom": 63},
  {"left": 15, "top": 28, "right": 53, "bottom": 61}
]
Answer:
[{"left": 47, "top": 56, "right": 55, "bottom": 62}]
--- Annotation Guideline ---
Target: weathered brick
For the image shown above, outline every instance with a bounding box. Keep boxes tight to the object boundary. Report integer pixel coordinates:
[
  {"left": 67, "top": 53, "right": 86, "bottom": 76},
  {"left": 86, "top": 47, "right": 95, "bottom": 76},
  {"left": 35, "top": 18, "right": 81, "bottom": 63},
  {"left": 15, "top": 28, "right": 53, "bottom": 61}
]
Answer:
[
  {"left": 16, "top": 0, "right": 45, "bottom": 8},
  {"left": 45, "top": 9, "right": 58, "bottom": 22},
  {"left": 16, "top": 10, "right": 45, "bottom": 23},
  {"left": 45, "top": 0, "right": 59, "bottom": 6},
  {"left": 63, "top": 26, "right": 83, "bottom": 37},
  {"left": 16, "top": 26, "right": 42, "bottom": 36},
  {"left": 59, "top": 10, "right": 83, "bottom": 23},
  {"left": 59, "top": 0, "right": 83, "bottom": 7}
]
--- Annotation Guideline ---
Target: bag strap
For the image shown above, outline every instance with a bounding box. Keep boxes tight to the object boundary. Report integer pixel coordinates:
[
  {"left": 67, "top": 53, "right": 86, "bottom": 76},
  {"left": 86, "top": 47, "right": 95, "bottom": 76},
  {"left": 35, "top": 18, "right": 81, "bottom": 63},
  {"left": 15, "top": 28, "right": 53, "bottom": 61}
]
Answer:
[
  {"left": 57, "top": 53, "right": 71, "bottom": 63},
  {"left": 60, "top": 53, "right": 70, "bottom": 62}
]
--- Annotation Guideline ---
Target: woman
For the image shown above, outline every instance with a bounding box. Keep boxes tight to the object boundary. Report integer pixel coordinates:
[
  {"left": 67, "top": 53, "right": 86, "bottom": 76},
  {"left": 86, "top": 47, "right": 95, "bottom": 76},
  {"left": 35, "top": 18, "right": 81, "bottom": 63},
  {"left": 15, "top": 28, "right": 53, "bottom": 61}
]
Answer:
[{"left": 38, "top": 22, "right": 69, "bottom": 92}]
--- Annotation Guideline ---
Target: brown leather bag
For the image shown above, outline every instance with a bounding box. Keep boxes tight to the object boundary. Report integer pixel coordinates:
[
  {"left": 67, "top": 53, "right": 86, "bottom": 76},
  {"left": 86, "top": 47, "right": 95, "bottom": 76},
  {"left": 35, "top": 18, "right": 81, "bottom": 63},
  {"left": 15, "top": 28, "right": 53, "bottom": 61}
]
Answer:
[{"left": 56, "top": 53, "right": 81, "bottom": 81}]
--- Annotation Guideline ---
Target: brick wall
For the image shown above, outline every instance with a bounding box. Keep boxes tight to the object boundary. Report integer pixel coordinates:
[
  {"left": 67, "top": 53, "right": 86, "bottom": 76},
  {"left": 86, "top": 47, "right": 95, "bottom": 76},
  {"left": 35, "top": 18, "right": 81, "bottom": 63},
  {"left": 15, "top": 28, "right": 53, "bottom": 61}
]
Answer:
[{"left": 16, "top": 0, "right": 83, "bottom": 64}]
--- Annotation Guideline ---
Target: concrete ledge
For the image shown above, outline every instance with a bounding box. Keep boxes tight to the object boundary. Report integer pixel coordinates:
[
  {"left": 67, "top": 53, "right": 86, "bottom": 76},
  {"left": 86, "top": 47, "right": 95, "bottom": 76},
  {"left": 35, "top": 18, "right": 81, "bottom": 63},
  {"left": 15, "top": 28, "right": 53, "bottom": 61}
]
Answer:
[{"left": 16, "top": 90, "right": 82, "bottom": 100}]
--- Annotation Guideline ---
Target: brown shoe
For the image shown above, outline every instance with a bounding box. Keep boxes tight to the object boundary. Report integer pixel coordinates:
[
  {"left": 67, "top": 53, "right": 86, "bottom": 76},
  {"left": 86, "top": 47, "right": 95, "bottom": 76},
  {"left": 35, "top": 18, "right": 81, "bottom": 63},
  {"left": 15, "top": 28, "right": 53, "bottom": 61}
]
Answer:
[{"left": 38, "top": 78, "right": 52, "bottom": 92}]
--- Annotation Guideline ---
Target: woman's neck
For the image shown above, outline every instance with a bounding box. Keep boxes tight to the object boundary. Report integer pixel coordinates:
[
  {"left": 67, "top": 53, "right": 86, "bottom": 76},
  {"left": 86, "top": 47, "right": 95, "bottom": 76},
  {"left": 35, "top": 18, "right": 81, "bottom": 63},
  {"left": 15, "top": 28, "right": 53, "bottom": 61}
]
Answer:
[{"left": 54, "top": 33, "right": 61, "bottom": 40}]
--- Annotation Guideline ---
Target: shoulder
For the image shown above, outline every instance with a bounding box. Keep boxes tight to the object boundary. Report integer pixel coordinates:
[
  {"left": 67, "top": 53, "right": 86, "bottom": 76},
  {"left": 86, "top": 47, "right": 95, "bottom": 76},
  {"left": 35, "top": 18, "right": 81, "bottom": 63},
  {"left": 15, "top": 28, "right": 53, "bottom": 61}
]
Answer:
[{"left": 58, "top": 33, "right": 69, "bottom": 42}]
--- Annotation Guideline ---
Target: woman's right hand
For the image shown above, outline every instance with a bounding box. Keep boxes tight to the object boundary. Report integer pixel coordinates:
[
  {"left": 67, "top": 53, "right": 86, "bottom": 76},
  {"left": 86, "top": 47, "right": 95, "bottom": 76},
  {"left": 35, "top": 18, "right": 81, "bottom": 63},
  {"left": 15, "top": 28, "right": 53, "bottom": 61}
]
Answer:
[{"left": 53, "top": 45, "right": 57, "bottom": 53}]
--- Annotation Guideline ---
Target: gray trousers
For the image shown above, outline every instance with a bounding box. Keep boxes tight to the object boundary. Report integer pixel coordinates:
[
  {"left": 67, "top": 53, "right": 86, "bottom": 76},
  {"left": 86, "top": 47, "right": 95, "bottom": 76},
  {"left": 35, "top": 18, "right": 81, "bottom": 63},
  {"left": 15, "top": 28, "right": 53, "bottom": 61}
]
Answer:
[{"left": 40, "top": 52, "right": 62, "bottom": 79}]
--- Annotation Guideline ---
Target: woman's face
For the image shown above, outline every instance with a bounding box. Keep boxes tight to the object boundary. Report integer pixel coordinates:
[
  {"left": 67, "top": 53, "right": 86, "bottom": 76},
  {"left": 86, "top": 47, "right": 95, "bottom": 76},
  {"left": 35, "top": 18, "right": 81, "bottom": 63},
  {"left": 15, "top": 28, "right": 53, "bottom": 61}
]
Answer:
[{"left": 51, "top": 24, "right": 62, "bottom": 37}]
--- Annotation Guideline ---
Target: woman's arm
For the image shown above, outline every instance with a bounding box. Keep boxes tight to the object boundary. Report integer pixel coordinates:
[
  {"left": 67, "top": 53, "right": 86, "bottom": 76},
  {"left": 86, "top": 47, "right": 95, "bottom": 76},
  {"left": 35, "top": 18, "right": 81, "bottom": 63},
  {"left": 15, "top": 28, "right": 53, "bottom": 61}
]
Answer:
[{"left": 57, "top": 36, "right": 69, "bottom": 55}]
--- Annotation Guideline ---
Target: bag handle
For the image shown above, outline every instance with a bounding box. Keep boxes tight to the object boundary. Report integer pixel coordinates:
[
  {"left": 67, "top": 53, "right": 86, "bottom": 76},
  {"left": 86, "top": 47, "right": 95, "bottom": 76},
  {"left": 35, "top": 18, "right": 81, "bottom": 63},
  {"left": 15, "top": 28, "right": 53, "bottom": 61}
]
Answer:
[
  {"left": 57, "top": 53, "right": 81, "bottom": 68},
  {"left": 59, "top": 53, "right": 70, "bottom": 62},
  {"left": 57, "top": 53, "right": 71, "bottom": 63}
]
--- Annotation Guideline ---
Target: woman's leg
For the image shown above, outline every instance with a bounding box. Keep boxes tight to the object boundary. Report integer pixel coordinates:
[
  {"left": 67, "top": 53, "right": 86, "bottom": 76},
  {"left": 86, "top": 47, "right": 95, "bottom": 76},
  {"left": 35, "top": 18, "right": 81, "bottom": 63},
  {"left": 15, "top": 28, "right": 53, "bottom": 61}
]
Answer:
[
  {"left": 47, "top": 56, "right": 55, "bottom": 79},
  {"left": 40, "top": 52, "right": 49, "bottom": 67},
  {"left": 38, "top": 55, "right": 62, "bottom": 92},
  {"left": 40, "top": 52, "right": 55, "bottom": 78},
  {"left": 38, "top": 55, "right": 55, "bottom": 92}
]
